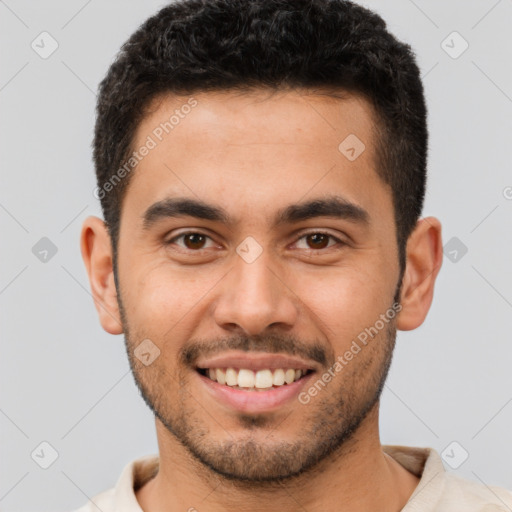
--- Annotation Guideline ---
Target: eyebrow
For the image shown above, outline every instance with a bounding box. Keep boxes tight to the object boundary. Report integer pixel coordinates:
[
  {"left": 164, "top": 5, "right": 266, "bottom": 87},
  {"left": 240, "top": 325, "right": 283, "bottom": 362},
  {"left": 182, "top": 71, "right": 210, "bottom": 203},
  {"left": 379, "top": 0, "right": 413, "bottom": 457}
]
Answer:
[{"left": 142, "top": 195, "right": 370, "bottom": 230}]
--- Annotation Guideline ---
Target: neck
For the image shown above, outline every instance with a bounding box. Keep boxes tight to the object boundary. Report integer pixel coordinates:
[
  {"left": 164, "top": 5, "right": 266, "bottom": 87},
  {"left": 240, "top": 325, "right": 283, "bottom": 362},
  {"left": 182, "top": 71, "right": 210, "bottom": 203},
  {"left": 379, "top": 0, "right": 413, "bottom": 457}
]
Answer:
[{"left": 136, "top": 404, "right": 420, "bottom": 512}]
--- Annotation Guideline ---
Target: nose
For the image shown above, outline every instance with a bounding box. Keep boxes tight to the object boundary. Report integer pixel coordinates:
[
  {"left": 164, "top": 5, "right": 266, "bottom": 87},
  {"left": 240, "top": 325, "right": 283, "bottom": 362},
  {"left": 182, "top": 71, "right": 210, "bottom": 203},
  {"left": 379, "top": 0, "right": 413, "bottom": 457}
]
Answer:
[{"left": 213, "top": 250, "right": 299, "bottom": 336}]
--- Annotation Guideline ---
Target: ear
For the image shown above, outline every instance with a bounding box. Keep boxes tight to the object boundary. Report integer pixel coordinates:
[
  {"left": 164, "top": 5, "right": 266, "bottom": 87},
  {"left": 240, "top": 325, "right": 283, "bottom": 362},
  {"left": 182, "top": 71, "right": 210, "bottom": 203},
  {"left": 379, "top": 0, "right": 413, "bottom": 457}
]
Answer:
[
  {"left": 396, "top": 216, "right": 443, "bottom": 331},
  {"left": 80, "top": 216, "right": 123, "bottom": 335}
]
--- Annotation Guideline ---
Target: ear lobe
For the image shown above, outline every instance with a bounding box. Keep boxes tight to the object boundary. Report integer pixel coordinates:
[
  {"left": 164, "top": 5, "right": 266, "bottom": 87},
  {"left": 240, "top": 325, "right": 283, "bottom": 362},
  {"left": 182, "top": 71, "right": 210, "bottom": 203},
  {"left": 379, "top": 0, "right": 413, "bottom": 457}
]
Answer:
[
  {"left": 396, "top": 216, "right": 443, "bottom": 331},
  {"left": 80, "top": 216, "right": 124, "bottom": 335}
]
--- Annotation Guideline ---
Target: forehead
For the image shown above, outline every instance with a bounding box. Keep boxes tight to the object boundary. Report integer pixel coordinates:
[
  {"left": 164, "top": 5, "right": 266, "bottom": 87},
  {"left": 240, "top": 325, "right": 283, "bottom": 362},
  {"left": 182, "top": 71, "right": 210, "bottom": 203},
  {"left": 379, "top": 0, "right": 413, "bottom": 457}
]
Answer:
[
  {"left": 125, "top": 88, "right": 392, "bottom": 225},
  {"left": 136, "top": 88, "right": 376, "bottom": 154}
]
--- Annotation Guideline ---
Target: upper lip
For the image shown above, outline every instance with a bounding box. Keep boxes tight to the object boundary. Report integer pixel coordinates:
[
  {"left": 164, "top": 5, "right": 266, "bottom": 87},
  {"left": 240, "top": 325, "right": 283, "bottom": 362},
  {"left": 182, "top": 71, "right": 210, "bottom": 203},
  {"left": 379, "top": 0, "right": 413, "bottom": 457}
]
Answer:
[{"left": 195, "top": 352, "right": 318, "bottom": 372}]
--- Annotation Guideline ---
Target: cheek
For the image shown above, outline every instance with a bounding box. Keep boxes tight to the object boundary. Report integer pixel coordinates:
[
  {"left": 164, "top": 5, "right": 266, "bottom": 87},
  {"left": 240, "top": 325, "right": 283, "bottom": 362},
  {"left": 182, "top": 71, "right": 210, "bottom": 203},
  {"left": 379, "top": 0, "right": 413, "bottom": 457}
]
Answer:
[
  {"left": 293, "top": 265, "right": 393, "bottom": 348},
  {"left": 121, "top": 263, "right": 220, "bottom": 334}
]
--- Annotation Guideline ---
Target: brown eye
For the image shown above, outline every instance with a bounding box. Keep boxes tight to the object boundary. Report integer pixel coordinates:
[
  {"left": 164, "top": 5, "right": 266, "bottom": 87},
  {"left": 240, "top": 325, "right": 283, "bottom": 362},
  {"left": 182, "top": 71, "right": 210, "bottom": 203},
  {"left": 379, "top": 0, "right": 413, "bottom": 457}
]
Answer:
[
  {"left": 167, "top": 232, "right": 215, "bottom": 250},
  {"left": 306, "top": 233, "right": 330, "bottom": 249},
  {"left": 294, "top": 232, "right": 342, "bottom": 251},
  {"left": 183, "top": 233, "right": 207, "bottom": 249}
]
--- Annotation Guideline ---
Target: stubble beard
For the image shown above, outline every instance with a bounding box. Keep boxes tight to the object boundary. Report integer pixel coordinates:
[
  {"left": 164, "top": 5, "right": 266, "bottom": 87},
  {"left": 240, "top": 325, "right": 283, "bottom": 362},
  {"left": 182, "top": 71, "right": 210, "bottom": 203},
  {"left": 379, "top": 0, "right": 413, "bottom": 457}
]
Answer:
[{"left": 120, "top": 300, "right": 397, "bottom": 484}]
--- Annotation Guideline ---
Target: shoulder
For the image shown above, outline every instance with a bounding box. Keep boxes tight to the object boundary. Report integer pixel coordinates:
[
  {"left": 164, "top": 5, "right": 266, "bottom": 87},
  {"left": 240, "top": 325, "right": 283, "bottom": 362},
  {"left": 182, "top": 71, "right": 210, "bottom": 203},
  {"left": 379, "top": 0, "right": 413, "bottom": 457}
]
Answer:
[
  {"left": 67, "top": 454, "right": 158, "bottom": 512},
  {"left": 383, "top": 445, "right": 512, "bottom": 511},
  {"left": 69, "top": 487, "right": 115, "bottom": 512},
  {"left": 440, "top": 471, "right": 512, "bottom": 510}
]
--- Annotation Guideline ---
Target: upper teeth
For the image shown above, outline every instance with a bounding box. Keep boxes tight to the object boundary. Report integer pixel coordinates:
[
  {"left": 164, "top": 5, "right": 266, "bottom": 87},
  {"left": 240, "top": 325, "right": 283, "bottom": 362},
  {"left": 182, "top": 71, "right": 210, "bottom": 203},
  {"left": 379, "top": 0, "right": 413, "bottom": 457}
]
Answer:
[{"left": 206, "top": 368, "right": 305, "bottom": 389}]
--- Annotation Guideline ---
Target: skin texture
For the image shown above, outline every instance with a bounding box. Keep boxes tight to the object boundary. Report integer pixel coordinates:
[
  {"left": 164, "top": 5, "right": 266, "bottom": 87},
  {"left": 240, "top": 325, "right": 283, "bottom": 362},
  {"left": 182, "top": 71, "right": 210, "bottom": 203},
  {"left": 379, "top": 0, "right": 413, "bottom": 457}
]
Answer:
[{"left": 81, "top": 88, "right": 443, "bottom": 511}]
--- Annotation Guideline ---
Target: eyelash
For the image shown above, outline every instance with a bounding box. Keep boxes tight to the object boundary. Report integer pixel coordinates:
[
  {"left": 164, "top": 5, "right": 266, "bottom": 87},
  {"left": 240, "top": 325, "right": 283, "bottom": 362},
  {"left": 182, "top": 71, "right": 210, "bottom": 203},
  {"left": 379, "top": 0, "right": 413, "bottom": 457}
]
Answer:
[{"left": 166, "top": 231, "right": 345, "bottom": 251}]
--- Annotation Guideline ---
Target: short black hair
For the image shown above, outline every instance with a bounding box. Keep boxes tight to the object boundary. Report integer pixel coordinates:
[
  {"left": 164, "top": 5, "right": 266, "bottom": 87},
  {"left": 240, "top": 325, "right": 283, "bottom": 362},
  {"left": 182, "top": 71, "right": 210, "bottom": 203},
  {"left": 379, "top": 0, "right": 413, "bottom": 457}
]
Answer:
[{"left": 94, "top": 0, "right": 427, "bottom": 276}]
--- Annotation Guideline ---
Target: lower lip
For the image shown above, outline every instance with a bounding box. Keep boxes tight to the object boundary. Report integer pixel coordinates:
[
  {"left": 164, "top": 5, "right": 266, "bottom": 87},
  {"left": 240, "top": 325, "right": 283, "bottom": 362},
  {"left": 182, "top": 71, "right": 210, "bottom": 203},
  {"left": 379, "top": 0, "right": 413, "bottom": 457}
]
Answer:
[{"left": 197, "top": 371, "right": 315, "bottom": 413}]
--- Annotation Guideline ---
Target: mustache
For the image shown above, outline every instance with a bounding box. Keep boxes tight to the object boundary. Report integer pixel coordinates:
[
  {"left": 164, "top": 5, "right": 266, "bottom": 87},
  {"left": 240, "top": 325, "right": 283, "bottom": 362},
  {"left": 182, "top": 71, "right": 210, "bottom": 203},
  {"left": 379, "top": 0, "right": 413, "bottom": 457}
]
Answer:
[{"left": 180, "top": 333, "right": 329, "bottom": 368}]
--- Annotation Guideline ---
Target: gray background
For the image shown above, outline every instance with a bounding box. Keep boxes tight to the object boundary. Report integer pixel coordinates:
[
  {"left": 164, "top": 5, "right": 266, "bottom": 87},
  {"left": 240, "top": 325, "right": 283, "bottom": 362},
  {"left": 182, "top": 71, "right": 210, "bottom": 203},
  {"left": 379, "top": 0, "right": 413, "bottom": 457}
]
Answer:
[{"left": 1, "top": 0, "right": 511, "bottom": 510}]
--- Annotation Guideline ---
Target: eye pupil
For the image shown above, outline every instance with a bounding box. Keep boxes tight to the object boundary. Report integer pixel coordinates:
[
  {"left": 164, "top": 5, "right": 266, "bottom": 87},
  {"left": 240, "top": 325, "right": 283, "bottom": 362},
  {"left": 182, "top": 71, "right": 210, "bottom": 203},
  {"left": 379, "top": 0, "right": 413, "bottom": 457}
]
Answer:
[
  {"left": 184, "top": 233, "right": 206, "bottom": 249},
  {"left": 307, "top": 233, "right": 329, "bottom": 249}
]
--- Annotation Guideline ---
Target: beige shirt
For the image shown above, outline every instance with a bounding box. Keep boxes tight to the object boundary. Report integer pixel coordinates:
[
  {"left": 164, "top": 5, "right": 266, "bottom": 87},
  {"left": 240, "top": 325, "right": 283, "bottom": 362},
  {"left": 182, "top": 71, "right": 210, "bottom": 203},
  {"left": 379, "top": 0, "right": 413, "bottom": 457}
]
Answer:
[{"left": 73, "top": 445, "right": 512, "bottom": 511}]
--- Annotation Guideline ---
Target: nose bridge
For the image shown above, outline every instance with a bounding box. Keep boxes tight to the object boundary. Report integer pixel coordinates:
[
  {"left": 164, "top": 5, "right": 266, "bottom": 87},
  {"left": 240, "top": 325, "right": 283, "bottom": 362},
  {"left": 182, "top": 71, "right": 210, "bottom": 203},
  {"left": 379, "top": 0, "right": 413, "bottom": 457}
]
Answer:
[
  {"left": 213, "top": 246, "right": 298, "bottom": 335},
  {"left": 235, "top": 253, "right": 276, "bottom": 307}
]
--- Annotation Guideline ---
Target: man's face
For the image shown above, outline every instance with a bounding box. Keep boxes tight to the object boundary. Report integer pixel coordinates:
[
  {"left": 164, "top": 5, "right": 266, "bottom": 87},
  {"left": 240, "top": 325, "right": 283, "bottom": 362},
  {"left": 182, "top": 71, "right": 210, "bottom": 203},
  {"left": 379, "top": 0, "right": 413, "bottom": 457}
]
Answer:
[{"left": 116, "top": 88, "right": 402, "bottom": 481}]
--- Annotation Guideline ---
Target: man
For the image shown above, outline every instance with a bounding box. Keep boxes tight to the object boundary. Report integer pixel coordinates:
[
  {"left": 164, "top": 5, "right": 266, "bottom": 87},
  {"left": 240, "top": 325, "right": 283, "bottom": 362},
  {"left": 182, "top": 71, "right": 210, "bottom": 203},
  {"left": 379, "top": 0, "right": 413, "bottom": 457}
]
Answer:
[{"left": 77, "top": 0, "right": 512, "bottom": 510}]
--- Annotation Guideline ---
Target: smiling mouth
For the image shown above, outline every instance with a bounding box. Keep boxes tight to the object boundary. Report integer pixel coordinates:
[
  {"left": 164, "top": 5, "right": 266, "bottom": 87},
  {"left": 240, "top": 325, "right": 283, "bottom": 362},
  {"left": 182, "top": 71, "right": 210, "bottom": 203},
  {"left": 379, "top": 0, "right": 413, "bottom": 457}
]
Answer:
[{"left": 196, "top": 367, "right": 314, "bottom": 391}]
